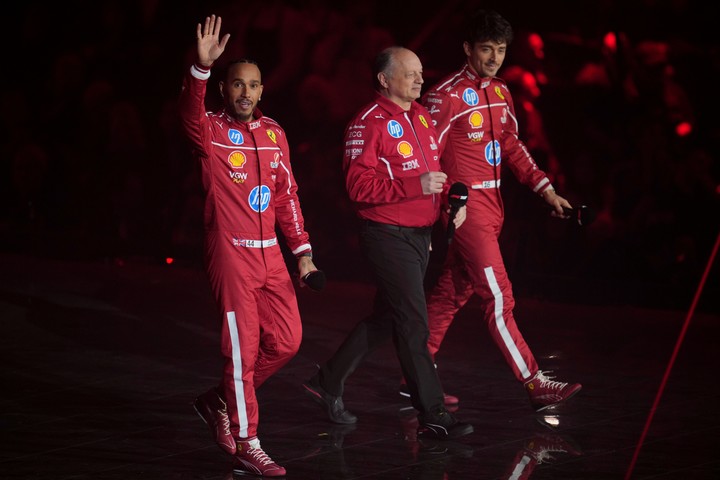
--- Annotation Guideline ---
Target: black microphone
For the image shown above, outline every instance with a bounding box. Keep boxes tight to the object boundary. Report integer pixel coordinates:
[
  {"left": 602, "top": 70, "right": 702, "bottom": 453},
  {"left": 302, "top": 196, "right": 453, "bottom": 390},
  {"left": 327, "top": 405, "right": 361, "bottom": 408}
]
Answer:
[
  {"left": 558, "top": 205, "right": 595, "bottom": 227},
  {"left": 301, "top": 270, "right": 326, "bottom": 292},
  {"left": 447, "top": 182, "right": 469, "bottom": 245}
]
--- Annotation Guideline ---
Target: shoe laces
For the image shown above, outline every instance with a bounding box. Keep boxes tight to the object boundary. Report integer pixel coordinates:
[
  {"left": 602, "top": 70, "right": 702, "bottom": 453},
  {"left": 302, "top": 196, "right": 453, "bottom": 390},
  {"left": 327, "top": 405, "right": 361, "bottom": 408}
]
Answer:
[
  {"left": 529, "top": 437, "right": 568, "bottom": 455},
  {"left": 220, "top": 407, "right": 231, "bottom": 436},
  {"left": 534, "top": 449, "right": 556, "bottom": 464},
  {"left": 212, "top": 392, "right": 232, "bottom": 436},
  {"left": 246, "top": 439, "right": 275, "bottom": 467},
  {"left": 535, "top": 370, "right": 567, "bottom": 390}
]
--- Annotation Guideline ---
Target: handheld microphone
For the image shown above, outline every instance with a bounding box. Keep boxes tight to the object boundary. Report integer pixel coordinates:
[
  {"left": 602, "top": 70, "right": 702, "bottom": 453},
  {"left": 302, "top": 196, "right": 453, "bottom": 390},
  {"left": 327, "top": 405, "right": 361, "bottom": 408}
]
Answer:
[
  {"left": 301, "top": 270, "right": 326, "bottom": 292},
  {"left": 558, "top": 205, "right": 595, "bottom": 227},
  {"left": 447, "top": 182, "right": 469, "bottom": 245}
]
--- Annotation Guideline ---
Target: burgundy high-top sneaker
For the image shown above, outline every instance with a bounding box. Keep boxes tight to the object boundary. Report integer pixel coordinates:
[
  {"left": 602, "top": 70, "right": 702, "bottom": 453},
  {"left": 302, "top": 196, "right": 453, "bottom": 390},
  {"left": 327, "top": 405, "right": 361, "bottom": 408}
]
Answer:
[
  {"left": 524, "top": 370, "right": 582, "bottom": 411},
  {"left": 193, "top": 387, "right": 236, "bottom": 454},
  {"left": 234, "top": 437, "right": 286, "bottom": 477}
]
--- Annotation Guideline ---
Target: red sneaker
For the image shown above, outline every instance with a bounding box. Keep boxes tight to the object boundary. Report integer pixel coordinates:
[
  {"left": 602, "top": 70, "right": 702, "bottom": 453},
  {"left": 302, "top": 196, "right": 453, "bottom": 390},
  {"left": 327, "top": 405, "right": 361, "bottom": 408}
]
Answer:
[
  {"left": 234, "top": 437, "right": 286, "bottom": 477},
  {"left": 524, "top": 371, "right": 582, "bottom": 412},
  {"left": 193, "top": 387, "right": 236, "bottom": 455}
]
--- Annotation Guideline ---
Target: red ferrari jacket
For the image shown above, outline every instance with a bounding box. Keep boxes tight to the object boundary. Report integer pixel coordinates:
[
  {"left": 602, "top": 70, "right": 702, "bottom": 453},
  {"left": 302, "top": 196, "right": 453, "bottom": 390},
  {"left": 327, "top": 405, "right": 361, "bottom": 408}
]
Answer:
[
  {"left": 178, "top": 64, "right": 311, "bottom": 256},
  {"left": 343, "top": 94, "right": 442, "bottom": 228},
  {"left": 422, "top": 63, "right": 552, "bottom": 218}
]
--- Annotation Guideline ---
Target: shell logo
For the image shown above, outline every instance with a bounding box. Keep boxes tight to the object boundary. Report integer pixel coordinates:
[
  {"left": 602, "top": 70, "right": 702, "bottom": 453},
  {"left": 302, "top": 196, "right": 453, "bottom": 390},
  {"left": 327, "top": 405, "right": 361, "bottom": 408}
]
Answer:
[
  {"left": 266, "top": 129, "right": 277, "bottom": 143},
  {"left": 469, "top": 111, "right": 484, "bottom": 128},
  {"left": 494, "top": 86, "right": 505, "bottom": 100},
  {"left": 397, "top": 141, "right": 413, "bottom": 158},
  {"left": 419, "top": 115, "right": 429, "bottom": 128},
  {"left": 228, "top": 151, "right": 247, "bottom": 168}
]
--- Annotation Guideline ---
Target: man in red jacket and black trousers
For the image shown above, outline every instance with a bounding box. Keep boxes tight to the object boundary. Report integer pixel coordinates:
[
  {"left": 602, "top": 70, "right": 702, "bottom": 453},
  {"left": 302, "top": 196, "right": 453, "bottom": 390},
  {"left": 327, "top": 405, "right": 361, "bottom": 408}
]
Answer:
[
  {"left": 179, "top": 15, "right": 320, "bottom": 477},
  {"left": 303, "top": 46, "right": 473, "bottom": 441}
]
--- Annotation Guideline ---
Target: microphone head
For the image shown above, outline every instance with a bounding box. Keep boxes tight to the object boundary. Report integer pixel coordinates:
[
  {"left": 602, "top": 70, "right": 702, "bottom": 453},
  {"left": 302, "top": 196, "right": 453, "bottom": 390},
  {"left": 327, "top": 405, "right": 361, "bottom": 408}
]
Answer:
[
  {"left": 302, "top": 270, "right": 326, "bottom": 292},
  {"left": 576, "top": 205, "right": 596, "bottom": 227},
  {"left": 448, "top": 182, "right": 469, "bottom": 208},
  {"left": 563, "top": 205, "right": 596, "bottom": 226}
]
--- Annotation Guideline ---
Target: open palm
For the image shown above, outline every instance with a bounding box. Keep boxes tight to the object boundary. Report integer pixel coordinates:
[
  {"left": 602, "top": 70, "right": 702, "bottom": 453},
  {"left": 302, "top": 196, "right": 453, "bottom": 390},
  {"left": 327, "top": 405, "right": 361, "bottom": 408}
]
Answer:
[{"left": 196, "top": 14, "right": 230, "bottom": 66}]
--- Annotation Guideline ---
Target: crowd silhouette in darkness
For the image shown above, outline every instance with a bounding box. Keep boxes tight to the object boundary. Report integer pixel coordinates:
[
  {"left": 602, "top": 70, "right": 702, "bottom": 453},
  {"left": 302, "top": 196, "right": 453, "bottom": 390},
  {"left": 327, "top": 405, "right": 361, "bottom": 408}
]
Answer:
[{"left": 1, "top": 0, "right": 718, "bottom": 312}]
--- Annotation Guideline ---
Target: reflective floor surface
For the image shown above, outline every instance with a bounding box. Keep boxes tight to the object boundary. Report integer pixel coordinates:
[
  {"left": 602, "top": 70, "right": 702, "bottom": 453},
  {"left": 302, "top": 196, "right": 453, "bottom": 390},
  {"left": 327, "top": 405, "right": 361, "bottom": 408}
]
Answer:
[{"left": 1, "top": 253, "right": 718, "bottom": 479}]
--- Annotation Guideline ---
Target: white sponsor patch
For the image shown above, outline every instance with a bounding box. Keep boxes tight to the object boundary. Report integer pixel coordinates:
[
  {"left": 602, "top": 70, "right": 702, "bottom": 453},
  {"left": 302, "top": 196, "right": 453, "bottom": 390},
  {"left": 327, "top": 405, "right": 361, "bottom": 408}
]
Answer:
[
  {"left": 467, "top": 131, "right": 484, "bottom": 141},
  {"left": 229, "top": 171, "right": 248, "bottom": 183},
  {"left": 402, "top": 159, "right": 420, "bottom": 171}
]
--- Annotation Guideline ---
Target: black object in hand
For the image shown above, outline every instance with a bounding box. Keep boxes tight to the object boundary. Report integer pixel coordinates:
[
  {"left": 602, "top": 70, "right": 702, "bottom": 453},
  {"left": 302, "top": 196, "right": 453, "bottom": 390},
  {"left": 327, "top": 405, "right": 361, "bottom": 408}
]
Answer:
[
  {"left": 302, "top": 270, "right": 326, "bottom": 292},
  {"left": 560, "top": 205, "right": 595, "bottom": 227}
]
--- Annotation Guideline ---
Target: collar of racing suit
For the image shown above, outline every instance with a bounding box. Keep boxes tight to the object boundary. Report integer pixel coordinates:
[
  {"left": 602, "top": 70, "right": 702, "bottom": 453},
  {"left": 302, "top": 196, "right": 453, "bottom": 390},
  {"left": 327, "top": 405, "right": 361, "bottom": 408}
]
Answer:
[
  {"left": 220, "top": 106, "right": 265, "bottom": 128},
  {"left": 372, "top": 92, "right": 423, "bottom": 117}
]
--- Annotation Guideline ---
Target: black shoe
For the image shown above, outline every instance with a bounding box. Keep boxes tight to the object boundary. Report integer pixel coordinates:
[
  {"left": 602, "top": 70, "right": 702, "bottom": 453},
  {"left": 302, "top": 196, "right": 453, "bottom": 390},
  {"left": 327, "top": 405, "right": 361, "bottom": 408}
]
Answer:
[
  {"left": 303, "top": 375, "right": 358, "bottom": 425},
  {"left": 417, "top": 407, "right": 473, "bottom": 440}
]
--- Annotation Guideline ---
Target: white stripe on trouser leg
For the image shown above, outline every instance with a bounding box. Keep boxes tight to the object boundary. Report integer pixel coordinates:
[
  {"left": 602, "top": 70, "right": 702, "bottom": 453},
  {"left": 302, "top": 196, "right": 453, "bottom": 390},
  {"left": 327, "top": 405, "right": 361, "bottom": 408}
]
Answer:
[
  {"left": 509, "top": 455, "right": 532, "bottom": 479},
  {"left": 483, "top": 267, "right": 531, "bottom": 378},
  {"left": 226, "top": 311, "right": 249, "bottom": 438}
]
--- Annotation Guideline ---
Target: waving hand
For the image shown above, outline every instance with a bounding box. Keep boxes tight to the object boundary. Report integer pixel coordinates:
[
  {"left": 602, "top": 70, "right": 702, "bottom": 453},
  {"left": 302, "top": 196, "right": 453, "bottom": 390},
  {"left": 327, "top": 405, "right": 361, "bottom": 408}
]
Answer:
[{"left": 196, "top": 15, "right": 230, "bottom": 67}]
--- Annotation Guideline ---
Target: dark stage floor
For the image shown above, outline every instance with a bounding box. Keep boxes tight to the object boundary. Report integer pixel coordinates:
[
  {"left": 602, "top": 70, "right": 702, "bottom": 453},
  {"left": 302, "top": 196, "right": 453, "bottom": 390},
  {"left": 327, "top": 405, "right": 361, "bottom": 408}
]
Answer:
[{"left": 1, "top": 252, "right": 718, "bottom": 479}]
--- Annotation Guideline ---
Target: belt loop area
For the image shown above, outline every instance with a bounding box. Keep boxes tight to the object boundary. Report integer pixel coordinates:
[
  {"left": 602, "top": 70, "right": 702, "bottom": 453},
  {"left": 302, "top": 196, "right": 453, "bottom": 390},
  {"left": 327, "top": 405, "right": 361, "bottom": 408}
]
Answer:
[{"left": 363, "top": 220, "right": 431, "bottom": 234}]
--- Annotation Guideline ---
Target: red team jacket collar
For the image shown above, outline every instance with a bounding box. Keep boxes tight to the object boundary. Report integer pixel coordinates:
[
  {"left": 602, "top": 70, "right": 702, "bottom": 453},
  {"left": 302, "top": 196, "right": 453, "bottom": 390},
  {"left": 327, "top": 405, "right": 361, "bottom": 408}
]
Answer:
[
  {"left": 221, "top": 107, "right": 265, "bottom": 128},
  {"left": 462, "top": 62, "right": 504, "bottom": 88},
  {"left": 373, "top": 93, "right": 422, "bottom": 117}
]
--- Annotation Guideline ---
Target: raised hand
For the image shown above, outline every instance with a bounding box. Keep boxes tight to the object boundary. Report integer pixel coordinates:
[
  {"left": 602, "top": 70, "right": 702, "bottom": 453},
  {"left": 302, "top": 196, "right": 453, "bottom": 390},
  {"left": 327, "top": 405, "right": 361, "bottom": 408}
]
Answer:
[{"left": 196, "top": 14, "right": 230, "bottom": 67}]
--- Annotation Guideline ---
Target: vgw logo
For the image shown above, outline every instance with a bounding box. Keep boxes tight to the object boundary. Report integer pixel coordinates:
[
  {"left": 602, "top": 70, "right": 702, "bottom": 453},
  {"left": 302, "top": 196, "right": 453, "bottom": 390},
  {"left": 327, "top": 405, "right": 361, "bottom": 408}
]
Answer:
[{"left": 248, "top": 185, "right": 271, "bottom": 212}]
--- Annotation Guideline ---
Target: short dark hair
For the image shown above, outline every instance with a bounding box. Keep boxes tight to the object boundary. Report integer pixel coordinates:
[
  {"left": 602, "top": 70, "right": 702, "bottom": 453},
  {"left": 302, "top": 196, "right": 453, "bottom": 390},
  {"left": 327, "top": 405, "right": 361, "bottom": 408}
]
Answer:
[
  {"left": 464, "top": 9, "right": 513, "bottom": 46},
  {"left": 224, "top": 58, "right": 260, "bottom": 81},
  {"left": 372, "top": 46, "right": 403, "bottom": 91}
]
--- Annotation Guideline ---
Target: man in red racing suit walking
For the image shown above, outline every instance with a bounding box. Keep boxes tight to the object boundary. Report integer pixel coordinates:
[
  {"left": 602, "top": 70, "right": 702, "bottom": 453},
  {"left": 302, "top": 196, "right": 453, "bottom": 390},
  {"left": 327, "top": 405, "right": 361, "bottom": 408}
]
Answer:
[
  {"left": 179, "top": 15, "right": 318, "bottom": 477},
  {"left": 417, "top": 9, "right": 582, "bottom": 412}
]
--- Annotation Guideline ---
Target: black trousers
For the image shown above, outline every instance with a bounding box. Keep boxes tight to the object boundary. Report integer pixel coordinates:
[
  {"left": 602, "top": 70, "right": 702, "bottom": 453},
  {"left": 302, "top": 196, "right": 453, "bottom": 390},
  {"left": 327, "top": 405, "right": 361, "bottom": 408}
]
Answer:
[{"left": 318, "top": 221, "right": 444, "bottom": 414}]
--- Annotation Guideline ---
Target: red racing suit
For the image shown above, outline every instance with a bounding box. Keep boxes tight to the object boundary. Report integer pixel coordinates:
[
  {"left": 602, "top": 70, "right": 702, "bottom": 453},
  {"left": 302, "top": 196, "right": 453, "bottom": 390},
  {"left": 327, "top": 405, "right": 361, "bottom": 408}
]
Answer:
[
  {"left": 422, "top": 63, "right": 554, "bottom": 382},
  {"left": 179, "top": 63, "right": 310, "bottom": 438},
  {"left": 344, "top": 94, "right": 443, "bottom": 226}
]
